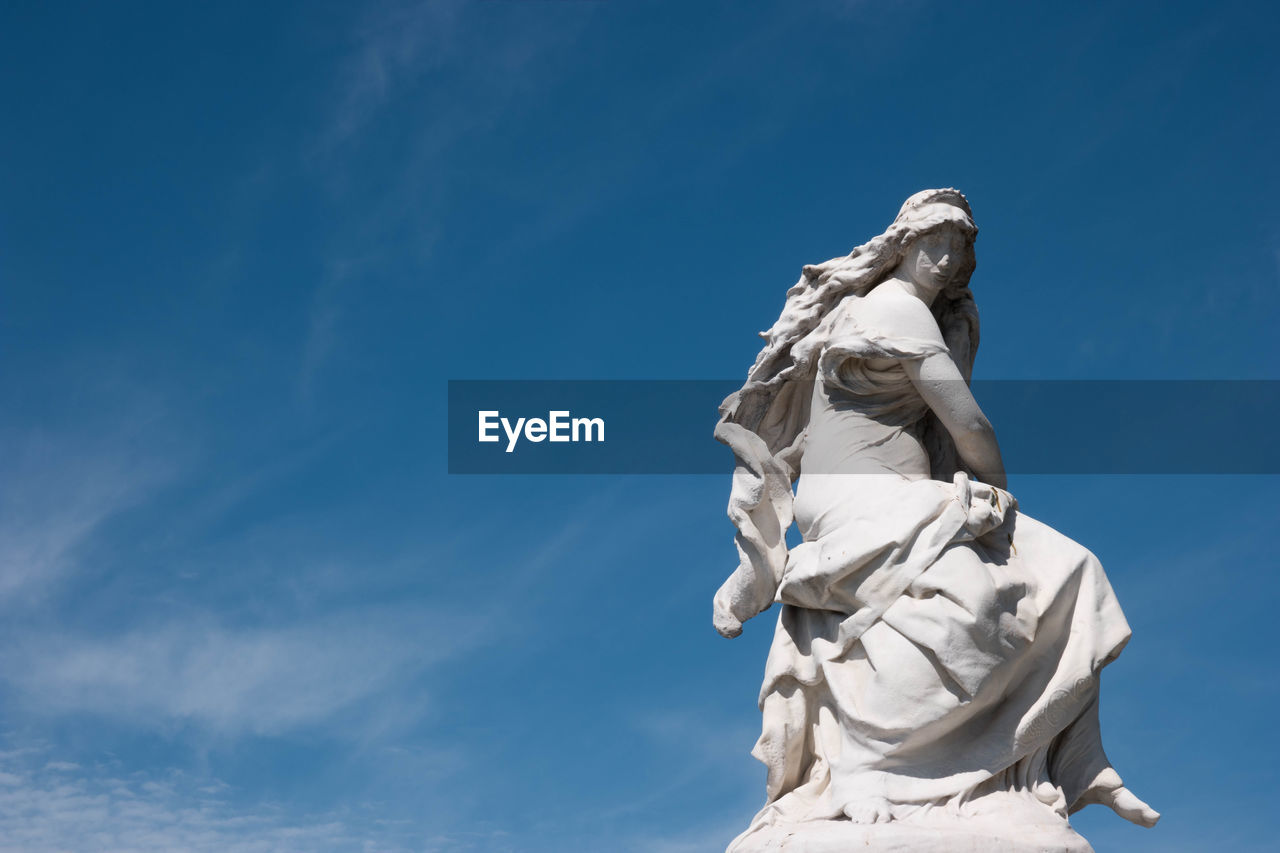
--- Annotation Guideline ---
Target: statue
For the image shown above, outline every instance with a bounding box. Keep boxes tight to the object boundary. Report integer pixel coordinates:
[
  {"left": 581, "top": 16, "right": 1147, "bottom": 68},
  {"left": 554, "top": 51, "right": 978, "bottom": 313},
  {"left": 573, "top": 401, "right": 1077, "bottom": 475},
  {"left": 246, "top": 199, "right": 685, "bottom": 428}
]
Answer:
[{"left": 713, "top": 190, "right": 1159, "bottom": 851}]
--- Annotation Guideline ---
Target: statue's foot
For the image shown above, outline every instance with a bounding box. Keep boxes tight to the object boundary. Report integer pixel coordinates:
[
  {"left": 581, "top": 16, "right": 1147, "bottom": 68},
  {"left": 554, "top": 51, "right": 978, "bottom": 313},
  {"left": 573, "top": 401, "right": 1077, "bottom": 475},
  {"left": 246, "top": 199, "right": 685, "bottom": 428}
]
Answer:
[
  {"left": 843, "top": 797, "right": 892, "bottom": 824},
  {"left": 1078, "top": 767, "right": 1160, "bottom": 827},
  {"left": 1105, "top": 786, "right": 1160, "bottom": 827}
]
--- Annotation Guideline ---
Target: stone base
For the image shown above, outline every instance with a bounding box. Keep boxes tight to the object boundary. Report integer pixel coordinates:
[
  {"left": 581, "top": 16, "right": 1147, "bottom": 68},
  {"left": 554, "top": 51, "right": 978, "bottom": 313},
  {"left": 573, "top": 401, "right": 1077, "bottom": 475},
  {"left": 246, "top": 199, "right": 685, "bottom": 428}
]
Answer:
[{"left": 729, "top": 819, "right": 1093, "bottom": 853}]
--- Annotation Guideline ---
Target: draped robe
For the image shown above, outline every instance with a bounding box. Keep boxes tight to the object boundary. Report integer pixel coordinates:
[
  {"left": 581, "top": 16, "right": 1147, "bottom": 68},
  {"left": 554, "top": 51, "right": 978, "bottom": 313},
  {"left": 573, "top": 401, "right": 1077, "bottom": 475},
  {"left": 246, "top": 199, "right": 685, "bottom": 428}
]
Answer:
[{"left": 715, "top": 295, "right": 1131, "bottom": 846}]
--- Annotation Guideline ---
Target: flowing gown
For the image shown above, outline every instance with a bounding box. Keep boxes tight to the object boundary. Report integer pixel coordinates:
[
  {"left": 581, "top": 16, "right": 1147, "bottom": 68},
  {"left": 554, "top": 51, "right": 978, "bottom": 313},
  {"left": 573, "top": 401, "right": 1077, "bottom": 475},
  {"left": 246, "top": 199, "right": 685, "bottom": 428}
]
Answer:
[{"left": 727, "top": 296, "right": 1132, "bottom": 845}]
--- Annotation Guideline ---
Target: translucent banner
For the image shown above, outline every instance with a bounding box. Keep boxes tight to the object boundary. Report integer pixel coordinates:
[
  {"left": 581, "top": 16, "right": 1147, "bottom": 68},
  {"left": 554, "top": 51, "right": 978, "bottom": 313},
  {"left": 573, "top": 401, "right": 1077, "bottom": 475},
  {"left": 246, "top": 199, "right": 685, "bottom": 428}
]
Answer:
[{"left": 447, "top": 380, "right": 1280, "bottom": 474}]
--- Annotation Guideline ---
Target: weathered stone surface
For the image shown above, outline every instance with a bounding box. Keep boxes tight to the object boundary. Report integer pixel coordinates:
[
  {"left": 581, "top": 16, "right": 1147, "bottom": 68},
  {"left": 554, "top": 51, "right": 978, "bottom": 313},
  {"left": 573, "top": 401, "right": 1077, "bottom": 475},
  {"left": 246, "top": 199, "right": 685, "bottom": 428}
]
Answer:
[
  {"left": 713, "top": 190, "right": 1158, "bottom": 850},
  {"left": 733, "top": 819, "right": 1093, "bottom": 853}
]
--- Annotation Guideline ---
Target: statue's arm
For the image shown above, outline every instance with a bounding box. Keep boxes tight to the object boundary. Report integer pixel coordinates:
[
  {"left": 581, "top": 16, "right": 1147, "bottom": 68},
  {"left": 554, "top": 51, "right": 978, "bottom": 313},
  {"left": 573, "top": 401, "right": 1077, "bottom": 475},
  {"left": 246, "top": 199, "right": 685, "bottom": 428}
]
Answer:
[
  {"left": 903, "top": 352, "right": 1006, "bottom": 489},
  {"left": 860, "top": 292, "right": 1005, "bottom": 488}
]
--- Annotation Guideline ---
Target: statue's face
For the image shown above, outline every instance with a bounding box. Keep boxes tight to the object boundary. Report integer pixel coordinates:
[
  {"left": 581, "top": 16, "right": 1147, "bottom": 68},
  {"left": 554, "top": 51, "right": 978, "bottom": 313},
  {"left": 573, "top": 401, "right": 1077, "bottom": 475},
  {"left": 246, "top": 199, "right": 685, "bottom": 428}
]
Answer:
[{"left": 907, "top": 225, "right": 970, "bottom": 290}]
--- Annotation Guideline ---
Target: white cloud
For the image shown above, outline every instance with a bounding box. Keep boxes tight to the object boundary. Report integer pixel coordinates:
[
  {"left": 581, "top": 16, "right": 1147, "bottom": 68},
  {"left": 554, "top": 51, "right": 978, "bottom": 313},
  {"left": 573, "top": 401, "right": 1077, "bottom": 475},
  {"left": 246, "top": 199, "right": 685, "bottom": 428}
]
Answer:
[
  {"left": 0, "top": 746, "right": 411, "bottom": 853},
  {"left": 4, "top": 606, "right": 475, "bottom": 737},
  {"left": 324, "top": 0, "right": 467, "bottom": 148},
  {"left": 42, "top": 761, "right": 79, "bottom": 772},
  {"left": 0, "top": 423, "right": 177, "bottom": 605}
]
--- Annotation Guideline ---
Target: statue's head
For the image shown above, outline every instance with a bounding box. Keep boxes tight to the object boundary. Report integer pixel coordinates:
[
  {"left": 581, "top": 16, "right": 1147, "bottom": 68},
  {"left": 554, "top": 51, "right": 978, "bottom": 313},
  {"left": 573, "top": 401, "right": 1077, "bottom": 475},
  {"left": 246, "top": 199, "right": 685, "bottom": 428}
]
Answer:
[
  {"left": 736, "top": 188, "right": 981, "bottom": 396},
  {"left": 894, "top": 188, "right": 974, "bottom": 222},
  {"left": 891, "top": 189, "right": 978, "bottom": 295}
]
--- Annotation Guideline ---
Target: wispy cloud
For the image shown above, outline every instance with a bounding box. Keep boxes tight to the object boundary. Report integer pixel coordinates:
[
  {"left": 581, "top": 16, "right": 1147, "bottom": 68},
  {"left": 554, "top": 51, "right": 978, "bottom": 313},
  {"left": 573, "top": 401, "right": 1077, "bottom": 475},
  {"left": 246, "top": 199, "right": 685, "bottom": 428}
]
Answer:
[
  {"left": 296, "top": 267, "right": 346, "bottom": 403},
  {"left": 294, "top": 1, "right": 596, "bottom": 397},
  {"left": 0, "top": 742, "right": 413, "bottom": 853},
  {"left": 0, "top": 410, "right": 180, "bottom": 606},
  {"left": 567, "top": 708, "right": 763, "bottom": 853},
  {"left": 323, "top": 0, "right": 466, "bottom": 149},
  {"left": 421, "top": 828, "right": 516, "bottom": 853},
  {"left": 319, "top": 0, "right": 591, "bottom": 153},
  {"left": 3, "top": 605, "right": 475, "bottom": 737}
]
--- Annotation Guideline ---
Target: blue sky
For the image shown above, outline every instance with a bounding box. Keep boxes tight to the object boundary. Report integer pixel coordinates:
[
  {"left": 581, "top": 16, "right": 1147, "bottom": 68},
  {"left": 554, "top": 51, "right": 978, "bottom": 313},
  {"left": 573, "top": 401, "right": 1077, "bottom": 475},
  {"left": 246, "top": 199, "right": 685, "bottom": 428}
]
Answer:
[{"left": 1, "top": 1, "right": 1278, "bottom": 851}]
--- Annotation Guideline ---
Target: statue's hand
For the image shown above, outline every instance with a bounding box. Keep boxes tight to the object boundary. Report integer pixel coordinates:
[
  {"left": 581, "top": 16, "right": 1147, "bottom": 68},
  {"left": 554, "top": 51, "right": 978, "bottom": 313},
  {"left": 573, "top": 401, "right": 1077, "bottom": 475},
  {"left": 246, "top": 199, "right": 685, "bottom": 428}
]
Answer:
[
  {"left": 961, "top": 477, "right": 1016, "bottom": 540},
  {"left": 714, "top": 602, "right": 743, "bottom": 639}
]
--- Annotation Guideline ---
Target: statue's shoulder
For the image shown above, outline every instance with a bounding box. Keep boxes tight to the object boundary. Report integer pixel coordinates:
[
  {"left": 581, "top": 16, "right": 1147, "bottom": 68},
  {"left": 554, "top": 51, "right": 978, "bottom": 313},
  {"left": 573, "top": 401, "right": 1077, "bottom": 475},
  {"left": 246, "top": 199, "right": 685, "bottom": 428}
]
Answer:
[{"left": 848, "top": 287, "right": 945, "bottom": 346}]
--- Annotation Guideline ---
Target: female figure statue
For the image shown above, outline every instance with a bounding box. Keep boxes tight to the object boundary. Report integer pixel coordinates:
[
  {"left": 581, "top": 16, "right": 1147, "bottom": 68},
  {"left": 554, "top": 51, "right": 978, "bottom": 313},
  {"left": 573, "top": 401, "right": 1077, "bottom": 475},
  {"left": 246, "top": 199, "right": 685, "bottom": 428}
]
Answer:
[{"left": 714, "top": 190, "right": 1158, "bottom": 851}]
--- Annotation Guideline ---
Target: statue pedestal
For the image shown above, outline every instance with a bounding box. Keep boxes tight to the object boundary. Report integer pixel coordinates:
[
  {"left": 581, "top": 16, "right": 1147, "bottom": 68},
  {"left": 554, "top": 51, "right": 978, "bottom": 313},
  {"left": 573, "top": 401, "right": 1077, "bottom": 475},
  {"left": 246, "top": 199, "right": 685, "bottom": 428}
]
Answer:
[{"left": 730, "top": 818, "right": 1093, "bottom": 853}]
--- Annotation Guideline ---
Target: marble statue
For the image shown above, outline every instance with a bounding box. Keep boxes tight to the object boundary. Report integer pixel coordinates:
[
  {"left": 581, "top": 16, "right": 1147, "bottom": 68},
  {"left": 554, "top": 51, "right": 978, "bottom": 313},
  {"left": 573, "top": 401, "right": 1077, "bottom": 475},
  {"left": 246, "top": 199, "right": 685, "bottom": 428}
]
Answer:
[{"left": 713, "top": 190, "right": 1159, "bottom": 851}]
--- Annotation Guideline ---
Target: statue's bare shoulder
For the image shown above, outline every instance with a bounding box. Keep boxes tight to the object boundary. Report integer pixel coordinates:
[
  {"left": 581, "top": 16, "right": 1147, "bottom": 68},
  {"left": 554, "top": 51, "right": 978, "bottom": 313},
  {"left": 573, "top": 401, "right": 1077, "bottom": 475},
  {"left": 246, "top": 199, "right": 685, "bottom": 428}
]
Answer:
[{"left": 854, "top": 285, "right": 946, "bottom": 346}]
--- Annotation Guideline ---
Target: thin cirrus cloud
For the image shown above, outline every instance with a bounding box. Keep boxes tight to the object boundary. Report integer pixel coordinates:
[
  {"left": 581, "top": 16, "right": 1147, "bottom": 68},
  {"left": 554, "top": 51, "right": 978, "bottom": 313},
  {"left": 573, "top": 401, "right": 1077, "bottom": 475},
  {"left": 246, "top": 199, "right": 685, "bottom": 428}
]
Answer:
[
  {"left": 318, "top": 0, "right": 584, "bottom": 154},
  {"left": 0, "top": 747, "right": 400, "bottom": 853},
  {"left": 4, "top": 606, "right": 474, "bottom": 738},
  {"left": 0, "top": 421, "right": 181, "bottom": 606}
]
